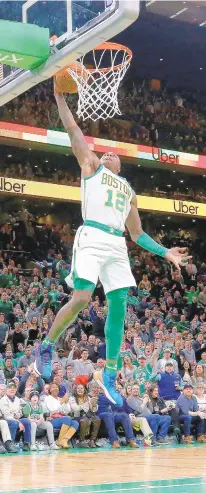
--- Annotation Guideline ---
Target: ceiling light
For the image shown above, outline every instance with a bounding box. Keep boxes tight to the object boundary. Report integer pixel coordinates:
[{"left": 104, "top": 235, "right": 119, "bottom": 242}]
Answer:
[
  {"left": 138, "top": 165, "right": 141, "bottom": 167},
  {"left": 51, "top": 202, "right": 54, "bottom": 206},
  {"left": 162, "top": 224, "right": 165, "bottom": 227},
  {"left": 45, "top": 160, "right": 49, "bottom": 163},
  {"left": 22, "top": 200, "right": 26, "bottom": 202},
  {"left": 168, "top": 217, "right": 171, "bottom": 220},
  {"left": 167, "top": 184, "right": 172, "bottom": 187},
  {"left": 151, "top": 175, "right": 154, "bottom": 178},
  {"left": 200, "top": 67, "right": 203, "bottom": 70},
  {"left": 35, "top": 165, "right": 38, "bottom": 168},
  {"left": 180, "top": 180, "right": 184, "bottom": 183},
  {"left": 192, "top": 219, "right": 196, "bottom": 223},
  {"left": 28, "top": 148, "right": 32, "bottom": 151},
  {"left": 160, "top": 58, "right": 163, "bottom": 61},
  {"left": 173, "top": 170, "right": 176, "bottom": 173},
  {"left": 7, "top": 154, "right": 12, "bottom": 158},
  {"left": 170, "top": 7, "right": 188, "bottom": 19}
]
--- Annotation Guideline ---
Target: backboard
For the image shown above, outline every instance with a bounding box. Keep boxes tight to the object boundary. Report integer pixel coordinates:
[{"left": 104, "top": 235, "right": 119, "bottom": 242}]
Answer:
[{"left": 0, "top": 0, "right": 140, "bottom": 107}]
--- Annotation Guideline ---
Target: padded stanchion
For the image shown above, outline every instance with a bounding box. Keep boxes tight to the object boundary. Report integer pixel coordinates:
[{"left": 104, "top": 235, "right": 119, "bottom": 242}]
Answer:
[{"left": 0, "top": 20, "right": 50, "bottom": 70}]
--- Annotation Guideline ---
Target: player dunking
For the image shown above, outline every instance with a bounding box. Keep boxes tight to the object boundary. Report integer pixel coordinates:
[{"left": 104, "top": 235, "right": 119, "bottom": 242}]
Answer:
[{"left": 34, "top": 86, "right": 190, "bottom": 406}]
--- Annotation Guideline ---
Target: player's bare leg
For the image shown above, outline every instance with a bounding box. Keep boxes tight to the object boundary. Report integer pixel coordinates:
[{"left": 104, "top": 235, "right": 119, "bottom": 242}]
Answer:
[{"left": 34, "top": 290, "right": 92, "bottom": 378}]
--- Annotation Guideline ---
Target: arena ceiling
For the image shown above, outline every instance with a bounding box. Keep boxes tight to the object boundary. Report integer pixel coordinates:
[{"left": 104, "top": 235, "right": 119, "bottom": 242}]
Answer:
[
  {"left": 146, "top": 1, "right": 206, "bottom": 26},
  {"left": 114, "top": 1, "right": 206, "bottom": 91}
]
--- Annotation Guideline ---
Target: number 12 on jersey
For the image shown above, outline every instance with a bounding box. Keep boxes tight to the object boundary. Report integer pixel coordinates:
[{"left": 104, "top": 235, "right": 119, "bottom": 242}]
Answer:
[{"left": 105, "top": 189, "right": 126, "bottom": 213}]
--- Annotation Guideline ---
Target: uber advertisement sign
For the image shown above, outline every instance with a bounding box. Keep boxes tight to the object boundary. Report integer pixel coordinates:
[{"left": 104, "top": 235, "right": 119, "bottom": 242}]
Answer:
[{"left": 0, "top": 176, "right": 204, "bottom": 218}]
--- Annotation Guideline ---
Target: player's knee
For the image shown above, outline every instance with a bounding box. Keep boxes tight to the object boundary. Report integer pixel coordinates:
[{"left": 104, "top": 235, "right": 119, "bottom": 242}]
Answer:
[
  {"left": 107, "top": 287, "right": 128, "bottom": 302},
  {"left": 72, "top": 290, "right": 91, "bottom": 310},
  {"left": 106, "top": 288, "right": 128, "bottom": 314}
]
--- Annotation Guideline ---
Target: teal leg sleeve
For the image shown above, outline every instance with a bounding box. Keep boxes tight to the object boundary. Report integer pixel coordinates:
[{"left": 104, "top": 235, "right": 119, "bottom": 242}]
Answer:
[{"left": 105, "top": 288, "right": 128, "bottom": 375}]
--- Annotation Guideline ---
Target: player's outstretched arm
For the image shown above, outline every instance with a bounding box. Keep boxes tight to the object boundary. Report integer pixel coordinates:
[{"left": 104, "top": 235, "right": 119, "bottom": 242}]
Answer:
[
  {"left": 54, "top": 87, "right": 100, "bottom": 177},
  {"left": 126, "top": 195, "right": 191, "bottom": 270}
]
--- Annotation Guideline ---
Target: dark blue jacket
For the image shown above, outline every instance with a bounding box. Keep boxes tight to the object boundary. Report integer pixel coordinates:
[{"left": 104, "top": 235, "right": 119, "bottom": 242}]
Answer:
[
  {"left": 97, "top": 394, "right": 133, "bottom": 415},
  {"left": 158, "top": 371, "right": 181, "bottom": 400},
  {"left": 97, "top": 393, "right": 112, "bottom": 414},
  {"left": 111, "top": 397, "right": 134, "bottom": 415}
]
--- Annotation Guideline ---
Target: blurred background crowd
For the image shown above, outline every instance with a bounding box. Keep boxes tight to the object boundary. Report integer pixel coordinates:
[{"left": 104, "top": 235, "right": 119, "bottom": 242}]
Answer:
[
  {"left": 1, "top": 78, "right": 206, "bottom": 154},
  {"left": 0, "top": 237, "right": 206, "bottom": 451}
]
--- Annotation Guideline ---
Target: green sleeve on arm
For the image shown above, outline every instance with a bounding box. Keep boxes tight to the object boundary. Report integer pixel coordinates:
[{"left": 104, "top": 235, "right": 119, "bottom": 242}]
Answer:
[{"left": 136, "top": 232, "right": 168, "bottom": 258}]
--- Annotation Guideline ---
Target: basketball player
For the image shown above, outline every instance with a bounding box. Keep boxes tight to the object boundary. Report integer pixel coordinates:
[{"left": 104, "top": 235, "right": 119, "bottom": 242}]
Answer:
[{"left": 35, "top": 87, "right": 190, "bottom": 406}]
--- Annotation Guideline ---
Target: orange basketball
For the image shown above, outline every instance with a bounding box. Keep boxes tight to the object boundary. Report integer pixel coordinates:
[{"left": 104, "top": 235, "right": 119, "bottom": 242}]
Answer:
[{"left": 55, "top": 61, "right": 88, "bottom": 94}]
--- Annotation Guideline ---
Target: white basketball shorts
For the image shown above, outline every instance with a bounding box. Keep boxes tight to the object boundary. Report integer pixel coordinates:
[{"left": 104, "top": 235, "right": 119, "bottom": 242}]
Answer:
[{"left": 65, "top": 225, "right": 136, "bottom": 294}]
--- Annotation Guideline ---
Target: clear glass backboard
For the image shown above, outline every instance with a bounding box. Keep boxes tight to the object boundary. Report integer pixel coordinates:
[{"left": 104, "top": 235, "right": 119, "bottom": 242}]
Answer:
[{"left": 0, "top": 0, "right": 140, "bottom": 106}]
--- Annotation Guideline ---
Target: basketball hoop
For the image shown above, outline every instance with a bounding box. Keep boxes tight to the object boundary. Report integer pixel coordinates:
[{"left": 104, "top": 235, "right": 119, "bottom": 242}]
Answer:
[{"left": 66, "top": 42, "right": 132, "bottom": 122}]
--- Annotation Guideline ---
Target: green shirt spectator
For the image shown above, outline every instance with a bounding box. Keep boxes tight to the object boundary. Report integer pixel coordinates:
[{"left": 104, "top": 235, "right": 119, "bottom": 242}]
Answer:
[
  {"left": 133, "top": 351, "right": 159, "bottom": 395},
  {"left": 133, "top": 361, "right": 153, "bottom": 395},
  {"left": 23, "top": 402, "right": 43, "bottom": 420},
  {"left": 52, "top": 254, "right": 63, "bottom": 272},
  {"left": 30, "top": 282, "right": 40, "bottom": 292},
  {"left": 0, "top": 293, "right": 13, "bottom": 316},
  {"left": 0, "top": 313, "right": 9, "bottom": 346},
  {"left": 185, "top": 287, "right": 199, "bottom": 304},
  {"left": 177, "top": 315, "right": 190, "bottom": 333},
  {"left": 16, "top": 350, "right": 25, "bottom": 359},
  {"left": 57, "top": 261, "right": 69, "bottom": 281},
  {"left": 117, "top": 349, "right": 137, "bottom": 370},
  {"left": 0, "top": 347, "right": 17, "bottom": 368},
  {"left": 0, "top": 268, "right": 13, "bottom": 288},
  {"left": 165, "top": 314, "right": 176, "bottom": 329},
  {"left": 48, "top": 285, "right": 61, "bottom": 310},
  {"left": 127, "top": 291, "right": 139, "bottom": 306},
  {"left": 27, "top": 288, "right": 39, "bottom": 305}
]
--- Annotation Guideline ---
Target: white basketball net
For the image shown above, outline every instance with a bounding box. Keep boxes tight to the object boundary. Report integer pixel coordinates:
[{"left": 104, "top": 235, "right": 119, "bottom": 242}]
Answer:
[{"left": 66, "top": 43, "right": 132, "bottom": 122}]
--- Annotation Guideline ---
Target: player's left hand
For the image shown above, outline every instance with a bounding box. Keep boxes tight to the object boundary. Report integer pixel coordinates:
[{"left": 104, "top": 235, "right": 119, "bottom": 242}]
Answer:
[{"left": 165, "top": 247, "right": 192, "bottom": 270}]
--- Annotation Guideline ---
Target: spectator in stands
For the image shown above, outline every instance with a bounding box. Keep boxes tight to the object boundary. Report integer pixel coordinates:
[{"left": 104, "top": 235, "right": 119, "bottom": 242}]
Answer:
[
  {"left": 0, "top": 313, "right": 9, "bottom": 354},
  {"left": 97, "top": 387, "right": 137, "bottom": 448},
  {"left": 23, "top": 390, "right": 59, "bottom": 451},
  {"left": 155, "top": 362, "right": 182, "bottom": 402},
  {"left": 148, "top": 384, "right": 180, "bottom": 436},
  {"left": 127, "top": 384, "right": 171, "bottom": 445},
  {"left": 198, "top": 287, "right": 206, "bottom": 307},
  {"left": 67, "top": 348, "right": 94, "bottom": 380},
  {"left": 176, "top": 383, "right": 206, "bottom": 443},
  {"left": 43, "top": 383, "right": 79, "bottom": 448},
  {"left": 18, "top": 364, "right": 44, "bottom": 396},
  {"left": 69, "top": 384, "right": 101, "bottom": 448},
  {"left": 156, "top": 349, "right": 179, "bottom": 373},
  {"left": 0, "top": 381, "right": 31, "bottom": 451},
  {"left": 18, "top": 346, "right": 35, "bottom": 369}
]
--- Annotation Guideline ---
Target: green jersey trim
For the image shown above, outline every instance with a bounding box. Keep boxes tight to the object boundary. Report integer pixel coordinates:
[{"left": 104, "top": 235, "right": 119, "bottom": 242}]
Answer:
[
  {"left": 84, "top": 220, "right": 123, "bottom": 237},
  {"left": 83, "top": 163, "right": 104, "bottom": 181}
]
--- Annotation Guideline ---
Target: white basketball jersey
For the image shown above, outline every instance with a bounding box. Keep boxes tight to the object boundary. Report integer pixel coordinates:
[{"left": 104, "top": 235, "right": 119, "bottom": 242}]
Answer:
[{"left": 81, "top": 164, "right": 133, "bottom": 232}]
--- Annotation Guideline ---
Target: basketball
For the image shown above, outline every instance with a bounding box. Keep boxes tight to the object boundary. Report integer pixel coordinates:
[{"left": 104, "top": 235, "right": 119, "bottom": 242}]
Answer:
[{"left": 55, "top": 61, "right": 88, "bottom": 94}]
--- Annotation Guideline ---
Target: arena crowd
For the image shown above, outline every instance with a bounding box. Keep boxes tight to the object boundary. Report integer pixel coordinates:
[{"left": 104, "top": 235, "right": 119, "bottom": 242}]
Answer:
[
  {"left": 1, "top": 0, "right": 206, "bottom": 455},
  {"left": 2, "top": 77, "right": 206, "bottom": 155},
  {"left": 0, "top": 228, "right": 205, "bottom": 452}
]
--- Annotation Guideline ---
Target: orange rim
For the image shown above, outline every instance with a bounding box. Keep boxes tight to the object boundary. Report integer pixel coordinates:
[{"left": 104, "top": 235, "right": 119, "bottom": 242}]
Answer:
[{"left": 72, "top": 42, "right": 132, "bottom": 75}]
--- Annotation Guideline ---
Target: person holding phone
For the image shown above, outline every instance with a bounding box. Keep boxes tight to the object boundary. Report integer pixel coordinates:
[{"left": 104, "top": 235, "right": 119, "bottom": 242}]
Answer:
[{"left": 148, "top": 384, "right": 180, "bottom": 437}]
